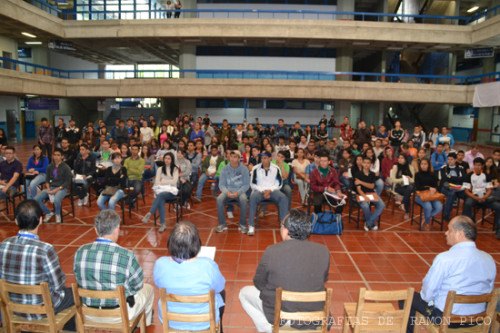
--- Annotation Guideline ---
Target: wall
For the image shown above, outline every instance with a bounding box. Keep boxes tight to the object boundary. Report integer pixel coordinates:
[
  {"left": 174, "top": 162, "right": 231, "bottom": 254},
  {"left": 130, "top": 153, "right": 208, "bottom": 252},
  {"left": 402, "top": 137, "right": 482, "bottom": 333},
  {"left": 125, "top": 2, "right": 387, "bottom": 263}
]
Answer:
[
  {"left": 0, "top": 95, "right": 20, "bottom": 140},
  {"left": 196, "top": 56, "right": 335, "bottom": 72},
  {"left": 0, "top": 36, "right": 17, "bottom": 60},
  {"left": 49, "top": 51, "right": 99, "bottom": 78}
]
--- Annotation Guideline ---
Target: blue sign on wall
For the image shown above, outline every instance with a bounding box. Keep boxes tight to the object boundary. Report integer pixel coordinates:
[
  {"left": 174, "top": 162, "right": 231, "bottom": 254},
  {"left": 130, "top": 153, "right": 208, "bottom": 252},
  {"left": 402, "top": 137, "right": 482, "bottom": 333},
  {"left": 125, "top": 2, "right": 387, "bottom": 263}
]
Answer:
[{"left": 28, "top": 99, "right": 60, "bottom": 110}]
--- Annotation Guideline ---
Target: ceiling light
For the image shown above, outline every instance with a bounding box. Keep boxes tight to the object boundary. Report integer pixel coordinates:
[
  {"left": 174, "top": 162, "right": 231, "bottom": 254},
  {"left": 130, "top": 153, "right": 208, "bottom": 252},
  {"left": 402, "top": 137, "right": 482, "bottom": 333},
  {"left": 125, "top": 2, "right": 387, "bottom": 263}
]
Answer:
[
  {"left": 25, "top": 41, "right": 42, "bottom": 45},
  {"left": 467, "top": 6, "right": 479, "bottom": 13},
  {"left": 22, "top": 32, "right": 37, "bottom": 38}
]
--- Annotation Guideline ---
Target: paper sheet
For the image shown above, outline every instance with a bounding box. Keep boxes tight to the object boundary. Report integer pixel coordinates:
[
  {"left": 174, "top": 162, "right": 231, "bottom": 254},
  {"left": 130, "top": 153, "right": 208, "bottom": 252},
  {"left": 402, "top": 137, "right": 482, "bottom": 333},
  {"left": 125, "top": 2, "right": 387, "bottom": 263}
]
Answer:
[{"left": 198, "top": 246, "right": 216, "bottom": 260}]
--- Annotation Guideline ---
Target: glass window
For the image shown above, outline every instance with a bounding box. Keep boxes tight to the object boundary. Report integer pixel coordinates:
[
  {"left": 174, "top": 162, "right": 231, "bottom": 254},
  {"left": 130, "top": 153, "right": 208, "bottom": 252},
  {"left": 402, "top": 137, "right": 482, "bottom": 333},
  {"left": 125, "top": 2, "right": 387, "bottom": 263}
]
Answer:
[
  {"left": 266, "top": 100, "right": 285, "bottom": 109},
  {"left": 105, "top": 64, "right": 135, "bottom": 79},
  {"left": 227, "top": 99, "right": 245, "bottom": 108},
  {"left": 248, "top": 100, "right": 264, "bottom": 108}
]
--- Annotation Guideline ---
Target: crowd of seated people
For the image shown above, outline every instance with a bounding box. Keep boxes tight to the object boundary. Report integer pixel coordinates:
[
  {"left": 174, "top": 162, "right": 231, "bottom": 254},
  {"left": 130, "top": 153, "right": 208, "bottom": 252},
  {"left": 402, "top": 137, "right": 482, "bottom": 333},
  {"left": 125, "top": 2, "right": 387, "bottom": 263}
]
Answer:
[{"left": 0, "top": 114, "right": 500, "bottom": 238}]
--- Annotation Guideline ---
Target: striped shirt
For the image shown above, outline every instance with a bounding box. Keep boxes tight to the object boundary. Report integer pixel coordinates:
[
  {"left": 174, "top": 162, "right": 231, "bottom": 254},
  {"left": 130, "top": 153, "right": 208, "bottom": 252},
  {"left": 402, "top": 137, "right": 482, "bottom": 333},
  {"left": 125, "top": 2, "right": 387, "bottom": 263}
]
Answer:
[
  {"left": 73, "top": 241, "right": 143, "bottom": 307},
  {"left": 0, "top": 233, "right": 66, "bottom": 320}
]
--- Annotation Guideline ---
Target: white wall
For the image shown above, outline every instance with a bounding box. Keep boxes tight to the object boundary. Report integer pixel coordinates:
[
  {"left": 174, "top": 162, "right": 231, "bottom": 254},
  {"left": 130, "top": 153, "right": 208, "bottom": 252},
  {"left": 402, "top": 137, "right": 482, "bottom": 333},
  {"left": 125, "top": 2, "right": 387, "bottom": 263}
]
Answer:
[
  {"left": 197, "top": 3, "right": 337, "bottom": 19},
  {"left": 195, "top": 107, "right": 331, "bottom": 126},
  {"left": 197, "top": 56, "right": 335, "bottom": 72},
  {"left": 49, "top": 51, "right": 99, "bottom": 78},
  {"left": 0, "top": 36, "right": 18, "bottom": 60},
  {"left": 0, "top": 96, "right": 20, "bottom": 122}
]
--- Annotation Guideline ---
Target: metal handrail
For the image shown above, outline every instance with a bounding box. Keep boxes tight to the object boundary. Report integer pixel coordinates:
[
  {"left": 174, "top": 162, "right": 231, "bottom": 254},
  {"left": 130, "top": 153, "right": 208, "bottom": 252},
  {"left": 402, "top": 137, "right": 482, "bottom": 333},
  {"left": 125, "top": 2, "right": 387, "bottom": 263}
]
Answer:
[{"left": 2, "top": 56, "right": 499, "bottom": 85}]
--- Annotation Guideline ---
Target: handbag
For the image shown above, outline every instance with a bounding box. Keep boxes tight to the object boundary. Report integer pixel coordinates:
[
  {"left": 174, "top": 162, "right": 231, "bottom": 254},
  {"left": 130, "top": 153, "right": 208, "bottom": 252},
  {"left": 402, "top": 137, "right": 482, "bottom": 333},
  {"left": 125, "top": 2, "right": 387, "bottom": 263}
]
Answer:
[
  {"left": 311, "top": 211, "right": 343, "bottom": 235},
  {"left": 416, "top": 190, "right": 445, "bottom": 202},
  {"left": 102, "top": 185, "right": 119, "bottom": 196}
]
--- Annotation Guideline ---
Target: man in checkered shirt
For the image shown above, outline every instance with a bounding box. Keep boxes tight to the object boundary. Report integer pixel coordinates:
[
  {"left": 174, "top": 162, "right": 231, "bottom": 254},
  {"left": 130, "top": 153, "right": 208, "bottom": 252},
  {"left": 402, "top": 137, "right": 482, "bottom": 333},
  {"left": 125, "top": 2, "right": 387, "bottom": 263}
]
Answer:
[
  {"left": 0, "top": 200, "right": 76, "bottom": 330},
  {"left": 73, "top": 210, "right": 154, "bottom": 325}
]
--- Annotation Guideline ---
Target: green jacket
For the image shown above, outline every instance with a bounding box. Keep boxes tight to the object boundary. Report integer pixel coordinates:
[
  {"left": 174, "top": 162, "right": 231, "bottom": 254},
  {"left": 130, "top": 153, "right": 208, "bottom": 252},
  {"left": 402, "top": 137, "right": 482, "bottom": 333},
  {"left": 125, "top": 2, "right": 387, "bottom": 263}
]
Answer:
[{"left": 201, "top": 155, "right": 224, "bottom": 174}]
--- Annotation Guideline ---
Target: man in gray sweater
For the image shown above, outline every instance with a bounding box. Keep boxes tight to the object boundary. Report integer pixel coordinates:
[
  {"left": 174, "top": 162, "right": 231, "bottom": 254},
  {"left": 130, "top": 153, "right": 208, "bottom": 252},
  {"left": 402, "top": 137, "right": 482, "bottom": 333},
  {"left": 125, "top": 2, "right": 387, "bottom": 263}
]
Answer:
[
  {"left": 239, "top": 209, "right": 330, "bottom": 332},
  {"left": 215, "top": 150, "right": 250, "bottom": 233}
]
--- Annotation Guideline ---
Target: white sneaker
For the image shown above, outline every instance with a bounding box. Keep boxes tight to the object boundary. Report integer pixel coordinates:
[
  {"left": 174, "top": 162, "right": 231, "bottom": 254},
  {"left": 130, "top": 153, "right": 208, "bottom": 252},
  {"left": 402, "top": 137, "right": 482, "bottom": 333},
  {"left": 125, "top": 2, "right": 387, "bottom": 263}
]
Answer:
[
  {"left": 43, "top": 213, "right": 55, "bottom": 223},
  {"left": 142, "top": 213, "right": 151, "bottom": 224},
  {"left": 83, "top": 195, "right": 88, "bottom": 206},
  {"left": 159, "top": 225, "right": 167, "bottom": 232},
  {"left": 55, "top": 215, "right": 61, "bottom": 224},
  {"left": 248, "top": 226, "right": 255, "bottom": 236},
  {"left": 372, "top": 225, "right": 378, "bottom": 231},
  {"left": 77, "top": 199, "right": 83, "bottom": 207},
  {"left": 185, "top": 202, "right": 190, "bottom": 210},
  {"left": 215, "top": 224, "right": 228, "bottom": 233},
  {"left": 238, "top": 225, "right": 248, "bottom": 234},
  {"left": 227, "top": 211, "right": 234, "bottom": 219},
  {"left": 364, "top": 225, "right": 370, "bottom": 232}
]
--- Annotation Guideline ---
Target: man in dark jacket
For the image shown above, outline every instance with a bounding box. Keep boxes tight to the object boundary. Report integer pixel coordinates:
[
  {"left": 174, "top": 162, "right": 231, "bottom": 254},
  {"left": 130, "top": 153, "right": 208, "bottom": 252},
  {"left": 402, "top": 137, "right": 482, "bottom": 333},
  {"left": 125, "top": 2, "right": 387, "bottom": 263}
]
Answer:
[
  {"left": 310, "top": 151, "right": 346, "bottom": 214},
  {"left": 73, "top": 144, "right": 96, "bottom": 206},
  {"left": 239, "top": 209, "right": 330, "bottom": 332},
  {"left": 352, "top": 121, "right": 371, "bottom": 148}
]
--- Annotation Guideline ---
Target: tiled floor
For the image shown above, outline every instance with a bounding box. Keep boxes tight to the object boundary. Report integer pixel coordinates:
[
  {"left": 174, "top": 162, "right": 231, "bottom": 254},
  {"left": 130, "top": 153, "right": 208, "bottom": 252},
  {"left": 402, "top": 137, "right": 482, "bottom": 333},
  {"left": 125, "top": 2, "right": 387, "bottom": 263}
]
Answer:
[{"left": 1, "top": 141, "right": 499, "bottom": 332}]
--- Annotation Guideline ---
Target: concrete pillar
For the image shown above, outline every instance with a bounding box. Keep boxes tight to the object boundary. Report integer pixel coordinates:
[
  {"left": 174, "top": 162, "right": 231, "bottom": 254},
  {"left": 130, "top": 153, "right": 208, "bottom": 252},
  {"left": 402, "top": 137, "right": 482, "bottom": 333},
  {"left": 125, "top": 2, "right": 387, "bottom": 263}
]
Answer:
[
  {"left": 336, "top": 0, "right": 354, "bottom": 19},
  {"left": 161, "top": 98, "right": 180, "bottom": 121},
  {"left": 402, "top": 0, "right": 419, "bottom": 23},
  {"left": 181, "top": 0, "right": 197, "bottom": 19},
  {"left": 179, "top": 45, "right": 196, "bottom": 79},
  {"left": 377, "top": 0, "right": 389, "bottom": 22}
]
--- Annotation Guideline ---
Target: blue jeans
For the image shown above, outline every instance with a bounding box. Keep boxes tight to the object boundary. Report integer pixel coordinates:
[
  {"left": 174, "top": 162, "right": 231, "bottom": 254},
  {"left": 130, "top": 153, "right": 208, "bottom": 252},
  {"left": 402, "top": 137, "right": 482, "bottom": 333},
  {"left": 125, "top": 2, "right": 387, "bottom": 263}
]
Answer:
[
  {"left": 441, "top": 186, "right": 465, "bottom": 218},
  {"left": 248, "top": 190, "right": 289, "bottom": 227},
  {"left": 415, "top": 196, "right": 443, "bottom": 224},
  {"left": 97, "top": 189, "right": 125, "bottom": 211},
  {"left": 217, "top": 192, "right": 248, "bottom": 227},
  {"left": 35, "top": 187, "right": 68, "bottom": 216},
  {"left": 26, "top": 174, "right": 46, "bottom": 199},
  {"left": 149, "top": 191, "right": 177, "bottom": 225},
  {"left": 191, "top": 170, "right": 200, "bottom": 187},
  {"left": 196, "top": 173, "right": 218, "bottom": 199},
  {"left": 339, "top": 176, "right": 350, "bottom": 190},
  {"left": 375, "top": 178, "right": 384, "bottom": 196},
  {"left": 463, "top": 197, "right": 500, "bottom": 229},
  {"left": 127, "top": 179, "right": 142, "bottom": 203},
  {"left": 143, "top": 168, "right": 155, "bottom": 181},
  {"left": 358, "top": 194, "right": 385, "bottom": 227},
  {"left": 281, "top": 184, "right": 292, "bottom": 212},
  {"left": 0, "top": 186, "right": 16, "bottom": 200}
]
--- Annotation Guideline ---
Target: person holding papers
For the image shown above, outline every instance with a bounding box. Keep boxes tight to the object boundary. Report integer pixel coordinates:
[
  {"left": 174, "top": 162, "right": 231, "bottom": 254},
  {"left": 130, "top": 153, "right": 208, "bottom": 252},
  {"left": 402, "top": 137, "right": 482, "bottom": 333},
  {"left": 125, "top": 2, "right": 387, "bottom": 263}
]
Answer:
[
  {"left": 390, "top": 154, "right": 415, "bottom": 219},
  {"left": 142, "top": 152, "right": 179, "bottom": 232},
  {"left": 154, "top": 221, "right": 226, "bottom": 331},
  {"left": 354, "top": 157, "right": 385, "bottom": 231},
  {"left": 309, "top": 151, "right": 346, "bottom": 214}
]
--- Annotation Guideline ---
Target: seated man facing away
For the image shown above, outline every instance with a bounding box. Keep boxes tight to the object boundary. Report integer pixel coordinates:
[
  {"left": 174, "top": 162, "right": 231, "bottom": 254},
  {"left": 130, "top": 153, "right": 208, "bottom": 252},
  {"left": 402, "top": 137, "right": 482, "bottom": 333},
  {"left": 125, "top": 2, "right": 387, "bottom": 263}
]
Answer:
[
  {"left": 0, "top": 200, "right": 75, "bottom": 331},
  {"left": 0, "top": 146, "right": 22, "bottom": 200},
  {"left": 247, "top": 151, "right": 289, "bottom": 236},
  {"left": 310, "top": 150, "right": 345, "bottom": 214},
  {"left": 354, "top": 157, "right": 385, "bottom": 231},
  {"left": 73, "top": 210, "right": 154, "bottom": 326},
  {"left": 403, "top": 216, "right": 496, "bottom": 333},
  {"left": 216, "top": 150, "right": 250, "bottom": 233},
  {"left": 239, "top": 209, "right": 330, "bottom": 333}
]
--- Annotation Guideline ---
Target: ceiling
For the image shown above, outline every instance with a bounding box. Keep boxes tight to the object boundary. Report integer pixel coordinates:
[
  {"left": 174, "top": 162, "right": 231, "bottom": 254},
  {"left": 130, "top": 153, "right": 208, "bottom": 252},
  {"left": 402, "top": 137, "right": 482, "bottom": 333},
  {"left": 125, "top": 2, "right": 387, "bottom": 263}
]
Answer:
[{"left": 0, "top": 0, "right": 498, "bottom": 66}]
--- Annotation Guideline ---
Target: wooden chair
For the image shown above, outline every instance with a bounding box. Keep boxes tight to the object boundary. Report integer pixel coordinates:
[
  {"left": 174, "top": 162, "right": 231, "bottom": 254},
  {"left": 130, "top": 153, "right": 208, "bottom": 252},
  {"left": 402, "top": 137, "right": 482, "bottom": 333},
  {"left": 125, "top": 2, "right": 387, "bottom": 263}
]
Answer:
[
  {"left": 0, "top": 279, "right": 76, "bottom": 333},
  {"left": 159, "top": 288, "right": 219, "bottom": 333},
  {"left": 415, "top": 288, "right": 500, "bottom": 333},
  {"left": 72, "top": 284, "right": 146, "bottom": 332},
  {"left": 273, "top": 287, "right": 332, "bottom": 332},
  {"left": 491, "top": 311, "right": 499, "bottom": 333},
  {"left": 343, "top": 287, "right": 414, "bottom": 333}
]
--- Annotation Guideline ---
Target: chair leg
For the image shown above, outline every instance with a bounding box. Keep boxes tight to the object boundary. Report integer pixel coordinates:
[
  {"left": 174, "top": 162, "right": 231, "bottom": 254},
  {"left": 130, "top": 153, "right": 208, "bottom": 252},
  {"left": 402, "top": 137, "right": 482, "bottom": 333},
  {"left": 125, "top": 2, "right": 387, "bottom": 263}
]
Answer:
[
  {"left": 121, "top": 200, "right": 126, "bottom": 225},
  {"left": 140, "top": 311, "right": 147, "bottom": 332}
]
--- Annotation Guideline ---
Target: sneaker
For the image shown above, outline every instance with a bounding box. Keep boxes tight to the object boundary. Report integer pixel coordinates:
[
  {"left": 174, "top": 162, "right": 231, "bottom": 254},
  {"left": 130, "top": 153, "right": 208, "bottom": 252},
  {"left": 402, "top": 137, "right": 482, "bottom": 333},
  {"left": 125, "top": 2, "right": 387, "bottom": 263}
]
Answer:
[
  {"left": 364, "top": 225, "right": 370, "bottom": 232},
  {"left": 227, "top": 211, "right": 234, "bottom": 219},
  {"left": 192, "top": 197, "right": 201, "bottom": 203},
  {"left": 43, "top": 213, "right": 55, "bottom": 223},
  {"left": 142, "top": 213, "right": 151, "bottom": 224},
  {"left": 372, "top": 225, "right": 378, "bottom": 231},
  {"left": 185, "top": 202, "right": 190, "bottom": 210},
  {"left": 210, "top": 183, "right": 215, "bottom": 190},
  {"left": 159, "top": 225, "right": 167, "bottom": 233},
  {"left": 238, "top": 225, "right": 248, "bottom": 234},
  {"left": 247, "top": 226, "right": 255, "bottom": 236},
  {"left": 83, "top": 195, "right": 88, "bottom": 206},
  {"left": 55, "top": 215, "right": 61, "bottom": 224},
  {"left": 77, "top": 199, "right": 83, "bottom": 207},
  {"left": 215, "top": 224, "right": 228, "bottom": 233}
]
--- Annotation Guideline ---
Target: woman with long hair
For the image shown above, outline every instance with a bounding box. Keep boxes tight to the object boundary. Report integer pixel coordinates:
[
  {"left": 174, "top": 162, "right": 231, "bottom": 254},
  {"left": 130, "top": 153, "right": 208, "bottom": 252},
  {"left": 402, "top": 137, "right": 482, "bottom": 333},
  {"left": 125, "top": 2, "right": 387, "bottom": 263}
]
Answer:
[
  {"left": 291, "top": 148, "right": 310, "bottom": 206},
  {"left": 141, "top": 144, "right": 156, "bottom": 180},
  {"left": 120, "top": 143, "right": 131, "bottom": 162},
  {"left": 390, "top": 154, "right": 415, "bottom": 218},
  {"left": 415, "top": 158, "right": 442, "bottom": 230},
  {"left": 338, "top": 148, "right": 353, "bottom": 189},
  {"left": 142, "top": 152, "right": 179, "bottom": 232},
  {"left": 97, "top": 153, "right": 127, "bottom": 211},
  {"left": 159, "top": 124, "right": 169, "bottom": 145},
  {"left": 26, "top": 144, "right": 49, "bottom": 199},
  {"left": 381, "top": 146, "right": 397, "bottom": 182},
  {"left": 0, "top": 128, "right": 7, "bottom": 146},
  {"left": 411, "top": 148, "right": 427, "bottom": 173},
  {"left": 364, "top": 148, "right": 383, "bottom": 195}
]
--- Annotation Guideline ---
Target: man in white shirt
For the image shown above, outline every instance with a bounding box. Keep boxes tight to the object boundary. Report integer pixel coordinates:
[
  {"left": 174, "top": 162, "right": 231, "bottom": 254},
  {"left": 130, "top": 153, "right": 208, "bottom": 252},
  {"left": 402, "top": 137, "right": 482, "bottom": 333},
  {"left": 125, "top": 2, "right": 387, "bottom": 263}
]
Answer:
[
  {"left": 403, "top": 215, "right": 496, "bottom": 333},
  {"left": 139, "top": 121, "right": 154, "bottom": 145}
]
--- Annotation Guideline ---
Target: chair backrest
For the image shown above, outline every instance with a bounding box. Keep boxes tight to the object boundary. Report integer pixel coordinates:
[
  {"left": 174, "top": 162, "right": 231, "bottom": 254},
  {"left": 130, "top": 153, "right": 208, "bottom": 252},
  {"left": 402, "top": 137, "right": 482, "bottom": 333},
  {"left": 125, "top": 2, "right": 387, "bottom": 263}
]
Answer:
[
  {"left": 273, "top": 287, "right": 332, "bottom": 333},
  {"left": 439, "top": 288, "right": 500, "bottom": 333},
  {"left": 352, "top": 287, "right": 414, "bottom": 333},
  {"left": 0, "top": 279, "right": 57, "bottom": 327},
  {"left": 159, "top": 288, "right": 217, "bottom": 333},
  {"left": 72, "top": 284, "right": 131, "bottom": 332}
]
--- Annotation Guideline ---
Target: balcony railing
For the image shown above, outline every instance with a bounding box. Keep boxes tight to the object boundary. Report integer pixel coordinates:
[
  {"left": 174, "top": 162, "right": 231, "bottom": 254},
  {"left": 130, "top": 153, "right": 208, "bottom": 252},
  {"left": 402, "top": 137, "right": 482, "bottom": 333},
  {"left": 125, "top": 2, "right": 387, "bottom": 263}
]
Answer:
[
  {"left": 23, "top": 0, "right": 500, "bottom": 24},
  {"left": 2, "top": 56, "right": 499, "bottom": 85}
]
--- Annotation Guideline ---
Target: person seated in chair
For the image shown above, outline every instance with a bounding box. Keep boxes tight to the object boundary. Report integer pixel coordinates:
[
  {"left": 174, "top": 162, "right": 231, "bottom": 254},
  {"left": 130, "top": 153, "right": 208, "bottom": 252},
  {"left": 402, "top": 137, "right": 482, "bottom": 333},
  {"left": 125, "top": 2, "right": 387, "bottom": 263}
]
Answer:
[
  {"left": 123, "top": 145, "right": 145, "bottom": 209},
  {"left": 462, "top": 157, "right": 500, "bottom": 239},
  {"left": 0, "top": 146, "right": 22, "bottom": 201},
  {"left": 402, "top": 216, "right": 495, "bottom": 333},
  {"left": 414, "top": 158, "right": 442, "bottom": 230},
  {"left": 247, "top": 151, "right": 289, "bottom": 236},
  {"left": 142, "top": 152, "right": 179, "bottom": 232},
  {"left": 193, "top": 145, "right": 223, "bottom": 202},
  {"left": 0, "top": 200, "right": 76, "bottom": 331},
  {"left": 353, "top": 157, "right": 385, "bottom": 231},
  {"left": 310, "top": 150, "right": 346, "bottom": 215},
  {"left": 35, "top": 149, "right": 72, "bottom": 224},
  {"left": 272, "top": 150, "right": 292, "bottom": 212},
  {"left": 97, "top": 153, "right": 127, "bottom": 212},
  {"left": 239, "top": 209, "right": 330, "bottom": 333},
  {"left": 74, "top": 210, "right": 154, "bottom": 326},
  {"left": 73, "top": 144, "right": 96, "bottom": 207},
  {"left": 440, "top": 152, "right": 467, "bottom": 222}
]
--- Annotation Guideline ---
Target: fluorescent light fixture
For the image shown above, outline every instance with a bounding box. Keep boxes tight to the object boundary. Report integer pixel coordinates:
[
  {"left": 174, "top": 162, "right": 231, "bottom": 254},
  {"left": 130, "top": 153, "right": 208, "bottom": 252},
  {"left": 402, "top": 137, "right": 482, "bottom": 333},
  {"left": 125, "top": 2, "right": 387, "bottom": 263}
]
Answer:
[
  {"left": 25, "top": 41, "right": 42, "bottom": 45},
  {"left": 467, "top": 6, "right": 479, "bottom": 13},
  {"left": 21, "top": 32, "right": 37, "bottom": 38}
]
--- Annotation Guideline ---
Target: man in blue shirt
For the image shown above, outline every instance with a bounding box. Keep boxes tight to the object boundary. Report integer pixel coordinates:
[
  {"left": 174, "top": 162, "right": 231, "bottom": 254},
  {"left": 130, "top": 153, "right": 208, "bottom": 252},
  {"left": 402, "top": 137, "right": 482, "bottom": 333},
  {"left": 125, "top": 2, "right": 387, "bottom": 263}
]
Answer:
[
  {"left": 403, "top": 215, "right": 496, "bottom": 333},
  {"left": 431, "top": 143, "right": 447, "bottom": 172}
]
